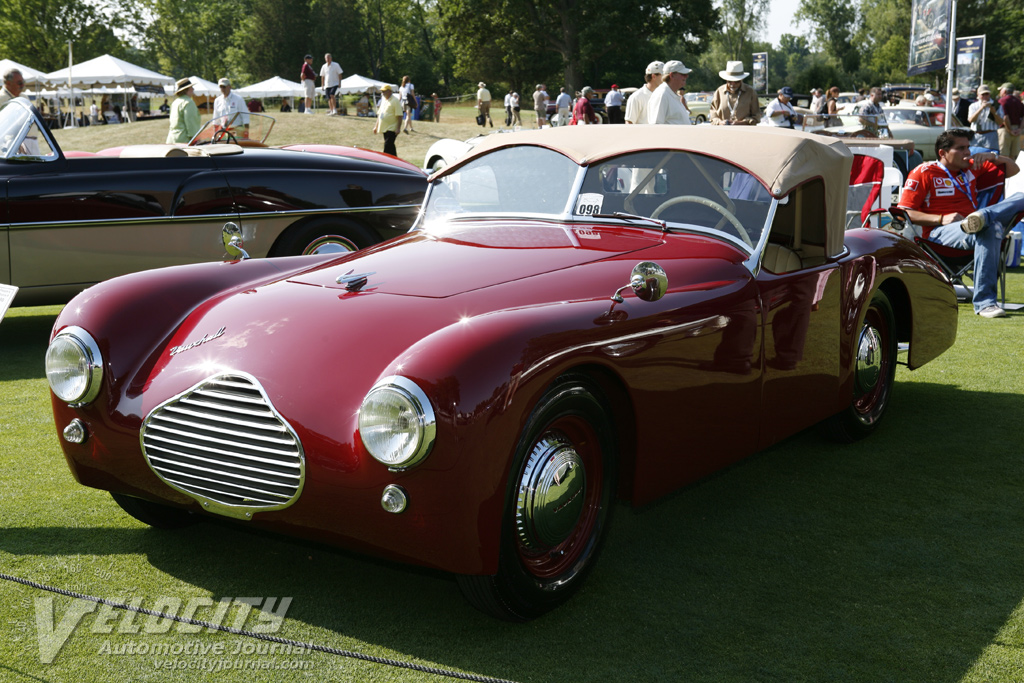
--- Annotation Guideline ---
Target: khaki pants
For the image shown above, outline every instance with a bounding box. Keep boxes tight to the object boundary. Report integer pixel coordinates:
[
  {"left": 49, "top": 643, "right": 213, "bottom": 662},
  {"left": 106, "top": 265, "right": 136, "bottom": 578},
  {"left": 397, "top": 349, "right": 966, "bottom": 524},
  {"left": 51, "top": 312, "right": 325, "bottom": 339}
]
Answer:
[{"left": 998, "top": 127, "right": 1022, "bottom": 159}]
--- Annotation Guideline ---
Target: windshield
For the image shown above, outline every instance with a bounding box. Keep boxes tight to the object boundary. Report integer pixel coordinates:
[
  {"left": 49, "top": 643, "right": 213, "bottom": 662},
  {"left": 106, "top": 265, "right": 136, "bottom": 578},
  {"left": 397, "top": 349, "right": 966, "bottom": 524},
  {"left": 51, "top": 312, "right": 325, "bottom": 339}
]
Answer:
[
  {"left": 421, "top": 146, "right": 774, "bottom": 252},
  {"left": 576, "top": 150, "right": 773, "bottom": 250},
  {"left": 190, "top": 111, "right": 274, "bottom": 145},
  {"left": 422, "top": 146, "right": 579, "bottom": 223},
  {"left": 0, "top": 99, "right": 58, "bottom": 161}
]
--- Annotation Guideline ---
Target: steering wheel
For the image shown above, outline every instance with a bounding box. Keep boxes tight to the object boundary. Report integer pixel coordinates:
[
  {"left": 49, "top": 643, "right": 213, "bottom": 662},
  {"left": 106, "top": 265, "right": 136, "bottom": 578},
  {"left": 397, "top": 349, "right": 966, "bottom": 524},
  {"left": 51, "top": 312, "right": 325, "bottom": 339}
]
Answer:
[
  {"left": 213, "top": 129, "right": 238, "bottom": 144},
  {"left": 650, "top": 195, "right": 753, "bottom": 247}
]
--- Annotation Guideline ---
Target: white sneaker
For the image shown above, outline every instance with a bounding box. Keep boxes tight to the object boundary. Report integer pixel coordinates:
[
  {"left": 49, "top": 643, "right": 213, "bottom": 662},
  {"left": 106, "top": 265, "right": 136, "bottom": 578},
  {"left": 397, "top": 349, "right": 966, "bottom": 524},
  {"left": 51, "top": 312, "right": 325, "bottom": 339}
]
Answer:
[
  {"left": 961, "top": 211, "right": 985, "bottom": 234},
  {"left": 977, "top": 305, "right": 1007, "bottom": 318}
]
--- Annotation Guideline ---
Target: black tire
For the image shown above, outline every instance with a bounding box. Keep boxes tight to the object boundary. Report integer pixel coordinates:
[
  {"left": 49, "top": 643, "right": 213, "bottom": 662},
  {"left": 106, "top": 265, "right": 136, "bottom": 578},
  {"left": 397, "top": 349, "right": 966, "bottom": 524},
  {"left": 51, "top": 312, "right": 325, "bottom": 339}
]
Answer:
[
  {"left": 111, "top": 493, "right": 197, "bottom": 529},
  {"left": 269, "top": 216, "right": 378, "bottom": 257},
  {"left": 695, "top": 114, "right": 706, "bottom": 124},
  {"left": 824, "top": 290, "right": 897, "bottom": 442},
  {"left": 457, "top": 374, "right": 617, "bottom": 620}
]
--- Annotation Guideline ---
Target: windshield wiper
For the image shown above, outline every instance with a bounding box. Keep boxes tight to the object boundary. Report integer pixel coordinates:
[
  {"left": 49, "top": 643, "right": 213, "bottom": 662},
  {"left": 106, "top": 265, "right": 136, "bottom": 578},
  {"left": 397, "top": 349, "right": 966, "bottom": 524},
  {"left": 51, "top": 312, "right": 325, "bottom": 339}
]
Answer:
[{"left": 592, "top": 212, "right": 667, "bottom": 232}]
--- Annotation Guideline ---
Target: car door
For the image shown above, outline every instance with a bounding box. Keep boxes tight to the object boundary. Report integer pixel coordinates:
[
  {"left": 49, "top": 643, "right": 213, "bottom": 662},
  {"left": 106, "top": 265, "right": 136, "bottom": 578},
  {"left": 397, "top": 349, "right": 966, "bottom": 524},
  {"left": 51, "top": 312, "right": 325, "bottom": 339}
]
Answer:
[
  {"left": 754, "top": 178, "right": 842, "bottom": 449},
  {"left": 6, "top": 153, "right": 236, "bottom": 292}
]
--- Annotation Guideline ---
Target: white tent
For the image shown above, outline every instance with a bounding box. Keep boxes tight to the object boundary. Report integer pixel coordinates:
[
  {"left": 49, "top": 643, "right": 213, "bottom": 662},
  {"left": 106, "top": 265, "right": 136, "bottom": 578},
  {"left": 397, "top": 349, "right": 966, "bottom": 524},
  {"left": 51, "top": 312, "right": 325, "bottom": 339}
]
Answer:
[
  {"left": 235, "top": 76, "right": 304, "bottom": 99},
  {"left": 44, "top": 54, "right": 174, "bottom": 88},
  {"left": 184, "top": 75, "right": 220, "bottom": 97},
  {"left": 0, "top": 59, "right": 49, "bottom": 87},
  {"left": 337, "top": 74, "right": 397, "bottom": 95}
]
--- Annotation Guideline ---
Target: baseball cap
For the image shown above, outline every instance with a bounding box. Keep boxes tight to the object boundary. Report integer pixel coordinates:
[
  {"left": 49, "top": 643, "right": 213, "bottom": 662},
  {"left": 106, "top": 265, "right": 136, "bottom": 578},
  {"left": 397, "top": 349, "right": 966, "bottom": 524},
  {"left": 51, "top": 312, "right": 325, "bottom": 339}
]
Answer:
[
  {"left": 779, "top": 86, "right": 794, "bottom": 98},
  {"left": 663, "top": 60, "right": 691, "bottom": 76},
  {"left": 218, "top": 78, "right": 231, "bottom": 87},
  {"left": 977, "top": 84, "right": 991, "bottom": 95},
  {"left": 646, "top": 61, "right": 665, "bottom": 75}
]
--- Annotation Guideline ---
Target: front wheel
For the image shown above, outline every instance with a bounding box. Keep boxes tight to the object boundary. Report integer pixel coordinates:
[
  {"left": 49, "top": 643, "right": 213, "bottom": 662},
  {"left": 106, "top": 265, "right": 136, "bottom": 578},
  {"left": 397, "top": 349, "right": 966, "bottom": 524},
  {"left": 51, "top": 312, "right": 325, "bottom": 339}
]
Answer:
[
  {"left": 269, "top": 216, "right": 378, "bottom": 257},
  {"left": 457, "top": 374, "right": 617, "bottom": 620},
  {"left": 823, "top": 290, "right": 897, "bottom": 442}
]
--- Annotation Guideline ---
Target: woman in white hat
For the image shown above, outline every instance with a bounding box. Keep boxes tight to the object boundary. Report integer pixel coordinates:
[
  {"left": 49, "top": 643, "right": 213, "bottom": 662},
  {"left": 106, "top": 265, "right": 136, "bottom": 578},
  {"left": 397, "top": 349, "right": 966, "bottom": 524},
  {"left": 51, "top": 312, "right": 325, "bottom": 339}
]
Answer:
[
  {"left": 166, "top": 78, "right": 201, "bottom": 144},
  {"left": 709, "top": 61, "right": 761, "bottom": 125}
]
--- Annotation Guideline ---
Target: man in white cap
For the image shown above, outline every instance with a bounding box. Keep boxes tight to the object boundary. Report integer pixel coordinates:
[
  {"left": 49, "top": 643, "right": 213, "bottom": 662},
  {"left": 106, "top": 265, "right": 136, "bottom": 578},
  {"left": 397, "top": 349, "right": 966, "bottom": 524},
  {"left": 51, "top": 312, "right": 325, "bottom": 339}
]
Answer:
[
  {"left": 646, "top": 60, "right": 691, "bottom": 125},
  {"left": 476, "top": 82, "right": 492, "bottom": 127},
  {"left": 709, "top": 61, "right": 760, "bottom": 125},
  {"left": 166, "top": 78, "right": 200, "bottom": 144},
  {"left": 625, "top": 61, "right": 663, "bottom": 124},
  {"left": 213, "top": 77, "right": 249, "bottom": 133},
  {"left": 969, "top": 84, "right": 1004, "bottom": 151}
]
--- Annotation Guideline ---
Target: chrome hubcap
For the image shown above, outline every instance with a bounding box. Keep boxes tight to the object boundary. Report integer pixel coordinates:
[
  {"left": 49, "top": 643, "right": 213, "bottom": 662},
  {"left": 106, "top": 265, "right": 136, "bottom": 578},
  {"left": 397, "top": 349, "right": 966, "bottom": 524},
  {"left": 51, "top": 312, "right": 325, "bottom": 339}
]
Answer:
[
  {"left": 855, "top": 324, "right": 882, "bottom": 394},
  {"left": 516, "top": 431, "right": 586, "bottom": 550},
  {"left": 303, "top": 235, "right": 357, "bottom": 256}
]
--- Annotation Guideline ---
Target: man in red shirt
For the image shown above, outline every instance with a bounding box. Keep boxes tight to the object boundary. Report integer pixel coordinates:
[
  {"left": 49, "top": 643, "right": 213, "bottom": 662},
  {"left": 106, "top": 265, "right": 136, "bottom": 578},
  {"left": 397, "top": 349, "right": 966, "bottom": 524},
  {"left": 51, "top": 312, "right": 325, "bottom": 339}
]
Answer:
[
  {"left": 898, "top": 128, "right": 1022, "bottom": 318},
  {"left": 998, "top": 83, "right": 1024, "bottom": 158}
]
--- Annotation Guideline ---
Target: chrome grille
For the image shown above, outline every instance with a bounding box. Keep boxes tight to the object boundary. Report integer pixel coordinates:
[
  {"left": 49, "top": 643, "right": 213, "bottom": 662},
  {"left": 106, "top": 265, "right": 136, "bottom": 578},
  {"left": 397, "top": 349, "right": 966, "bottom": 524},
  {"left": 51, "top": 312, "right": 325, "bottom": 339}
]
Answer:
[{"left": 141, "top": 373, "right": 304, "bottom": 519}]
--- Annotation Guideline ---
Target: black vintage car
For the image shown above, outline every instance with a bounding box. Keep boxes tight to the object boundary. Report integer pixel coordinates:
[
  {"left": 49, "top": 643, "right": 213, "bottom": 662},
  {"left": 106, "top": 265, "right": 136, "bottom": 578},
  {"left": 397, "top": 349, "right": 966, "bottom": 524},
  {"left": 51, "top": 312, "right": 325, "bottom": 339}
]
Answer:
[{"left": 0, "top": 98, "right": 426, "bottom": 306}]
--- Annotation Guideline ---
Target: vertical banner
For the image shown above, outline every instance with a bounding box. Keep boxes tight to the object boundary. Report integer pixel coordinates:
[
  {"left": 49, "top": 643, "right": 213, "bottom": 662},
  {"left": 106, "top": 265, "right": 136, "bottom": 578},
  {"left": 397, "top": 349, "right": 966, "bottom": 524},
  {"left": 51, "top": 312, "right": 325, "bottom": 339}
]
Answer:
[
  {"left": 752, "top": 52, "right": 767, "bottom": 94},
  {"left": 955, "top": 35, "right": 985, "bottom": 96},
  {"left": 908, "top": 0, "right": 951, "bottom": 75}
]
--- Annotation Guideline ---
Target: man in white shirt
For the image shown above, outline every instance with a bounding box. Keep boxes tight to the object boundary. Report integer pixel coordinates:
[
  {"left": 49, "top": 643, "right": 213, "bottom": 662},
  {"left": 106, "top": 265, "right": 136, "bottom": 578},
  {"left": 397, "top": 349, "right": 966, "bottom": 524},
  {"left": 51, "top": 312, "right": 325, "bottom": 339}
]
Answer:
[
  {"left": 625, "top": 61, "right": 663, "bottom": 124},
  {"left": 555, "top": 87, "right": 572, "bottom": 126},
  {"left": 319, "top": 53, "right": 344, "bottom": 116},
  {"left": 646, "top": 60, "right": 691, "bottom": 125},
  {"left": 764, "top": 86, "right": 800, "bottom": 128},
  {"left": 604, "top": 84, "right": 624, "bottom": 123},
  {"left": 213, "top": 78, "right": 249, "bottom": 133}
]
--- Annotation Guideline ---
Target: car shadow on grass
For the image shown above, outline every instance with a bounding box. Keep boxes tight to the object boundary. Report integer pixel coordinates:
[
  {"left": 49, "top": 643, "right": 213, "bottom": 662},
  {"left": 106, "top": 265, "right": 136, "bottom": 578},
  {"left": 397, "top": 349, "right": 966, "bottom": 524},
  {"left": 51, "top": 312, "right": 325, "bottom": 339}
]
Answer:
[
  {"left": 2, "top": 381, "right": 1023, "bottom": 683},
  {"left": 0, "top": 308, "right": 61, "bottom": 382}
]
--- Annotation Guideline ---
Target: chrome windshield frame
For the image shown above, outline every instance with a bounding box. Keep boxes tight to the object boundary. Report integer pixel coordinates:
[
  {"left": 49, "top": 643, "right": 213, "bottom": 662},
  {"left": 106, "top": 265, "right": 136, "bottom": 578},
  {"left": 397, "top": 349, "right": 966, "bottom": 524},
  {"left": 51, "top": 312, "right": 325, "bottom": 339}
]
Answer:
[{"left": 0, "top": 97, "right": 62, "bottom": 163}]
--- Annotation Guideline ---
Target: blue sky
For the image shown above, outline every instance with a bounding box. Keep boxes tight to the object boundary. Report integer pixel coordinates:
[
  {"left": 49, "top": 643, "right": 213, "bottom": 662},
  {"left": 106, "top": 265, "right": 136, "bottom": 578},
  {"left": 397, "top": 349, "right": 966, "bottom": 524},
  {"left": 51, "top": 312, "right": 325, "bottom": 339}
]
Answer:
[{"left": 765, "top": 0, "right": 806, "bottom": 46}]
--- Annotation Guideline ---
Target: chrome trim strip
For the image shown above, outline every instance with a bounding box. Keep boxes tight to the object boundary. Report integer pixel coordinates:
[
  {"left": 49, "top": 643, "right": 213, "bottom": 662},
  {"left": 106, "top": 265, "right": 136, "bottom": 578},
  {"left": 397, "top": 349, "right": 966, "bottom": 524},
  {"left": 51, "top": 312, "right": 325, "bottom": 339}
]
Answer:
[{"left": 6, "top": 204, "right": 418, "bottom": 231}]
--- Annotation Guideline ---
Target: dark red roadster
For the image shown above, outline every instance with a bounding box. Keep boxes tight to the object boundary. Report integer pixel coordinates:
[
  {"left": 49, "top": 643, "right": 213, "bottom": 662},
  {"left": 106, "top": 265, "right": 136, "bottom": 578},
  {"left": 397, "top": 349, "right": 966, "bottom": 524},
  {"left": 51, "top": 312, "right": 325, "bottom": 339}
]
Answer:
[{"left": 46, "top": 126, "right": 958, "bottom": 620}]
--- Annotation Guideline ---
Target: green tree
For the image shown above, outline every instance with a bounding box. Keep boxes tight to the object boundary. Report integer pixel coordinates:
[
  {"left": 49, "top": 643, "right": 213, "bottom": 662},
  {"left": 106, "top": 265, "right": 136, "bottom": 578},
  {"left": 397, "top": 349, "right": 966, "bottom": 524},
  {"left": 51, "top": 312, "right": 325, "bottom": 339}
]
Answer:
[
  {"left": 718, "top": 0, "right": 770, "bottom": 63},
  {"left": 439, "top": 0, "right": 717, "bottom": 94},
  {"left": 795, "top": 0, "right": 860, "bottom": 74},
  {"left": 0, "top": 0, "right": 122, "bottom": 72},
  {"left": 144, "top": 0, "right": 246, "bottom": 81}
]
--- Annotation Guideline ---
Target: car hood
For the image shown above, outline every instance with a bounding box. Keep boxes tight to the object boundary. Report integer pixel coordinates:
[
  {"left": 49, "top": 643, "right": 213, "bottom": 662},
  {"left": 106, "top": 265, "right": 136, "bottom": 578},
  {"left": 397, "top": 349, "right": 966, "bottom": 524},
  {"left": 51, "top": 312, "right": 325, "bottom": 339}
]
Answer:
[{"left": 287, "top": 220, "right": 664, "bottom": 298}]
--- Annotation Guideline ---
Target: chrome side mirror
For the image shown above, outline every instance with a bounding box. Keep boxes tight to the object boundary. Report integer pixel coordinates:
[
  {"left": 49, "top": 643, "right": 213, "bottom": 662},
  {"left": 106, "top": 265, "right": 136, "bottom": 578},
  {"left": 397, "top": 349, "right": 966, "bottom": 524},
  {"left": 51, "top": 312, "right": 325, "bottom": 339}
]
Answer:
[
  {"left": 222, "top": 222, "right": 250, "bottom": 260},
  {"left": 611, "top": 261, "right": 667, "bottom": 303}
]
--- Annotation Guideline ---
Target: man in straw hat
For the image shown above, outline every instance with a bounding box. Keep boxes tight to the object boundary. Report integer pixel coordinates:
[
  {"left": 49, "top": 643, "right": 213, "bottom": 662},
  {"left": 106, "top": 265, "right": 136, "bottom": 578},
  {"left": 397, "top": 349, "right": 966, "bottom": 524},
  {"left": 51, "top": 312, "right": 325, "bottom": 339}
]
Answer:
[
  {"left": 166, "top": 78, "right": 201, "bottom": 144},
  {"left": 372, "top": 83, "right": 403, "bottom": 157},
  {"left": 624, "top": 61, "right": 663, "bottom": 124},
  {"left": 709, "top": 61, "right": 761, "bottom": 125}
]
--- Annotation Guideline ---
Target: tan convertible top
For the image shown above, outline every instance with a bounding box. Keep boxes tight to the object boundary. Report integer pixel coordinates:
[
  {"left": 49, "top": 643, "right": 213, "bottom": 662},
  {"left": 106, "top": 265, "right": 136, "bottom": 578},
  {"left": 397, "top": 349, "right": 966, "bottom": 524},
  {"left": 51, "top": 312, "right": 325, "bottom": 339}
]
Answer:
[{"left": 445, "top": 125, "right": 854, "bottom": 257}]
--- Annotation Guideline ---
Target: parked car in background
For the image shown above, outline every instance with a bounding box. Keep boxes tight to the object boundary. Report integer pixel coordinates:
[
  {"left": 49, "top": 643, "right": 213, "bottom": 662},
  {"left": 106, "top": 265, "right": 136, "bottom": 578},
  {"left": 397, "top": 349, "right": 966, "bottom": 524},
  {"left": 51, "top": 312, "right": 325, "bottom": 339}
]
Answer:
[
  {"left": 547, "top": 91, "right": 608, "bottom": 124},
  {"left": 684, "top": 91, "right": 713, "bottom": 123},
  {"left": 48, "top": 125, "right": 957, "bottom": 622},
  {"left": 0, "top": 98, "right": 426, "bottom": 306},
  {"left": 837, "top": 102, "right": 962, "bottom": 160}
]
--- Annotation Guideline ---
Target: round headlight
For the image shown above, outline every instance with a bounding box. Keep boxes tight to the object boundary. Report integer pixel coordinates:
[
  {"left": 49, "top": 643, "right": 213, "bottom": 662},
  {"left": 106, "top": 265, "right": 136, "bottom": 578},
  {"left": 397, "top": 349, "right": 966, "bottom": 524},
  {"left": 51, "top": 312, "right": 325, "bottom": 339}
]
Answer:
[
  {"left": 45, "top": 326, "right": 103, "bottom": 405},
  {"left": 358, "top": 376, "right": 436, "bottom": 469}
]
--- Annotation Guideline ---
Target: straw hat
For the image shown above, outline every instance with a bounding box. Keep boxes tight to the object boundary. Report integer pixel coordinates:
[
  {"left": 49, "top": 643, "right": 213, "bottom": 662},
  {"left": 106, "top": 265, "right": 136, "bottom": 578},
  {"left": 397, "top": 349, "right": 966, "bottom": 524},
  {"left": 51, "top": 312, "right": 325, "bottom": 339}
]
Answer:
[
  {"left": 719, "top": 61, "right": 749, "bottom": 81},
  {"left": 174, "top": 78, "right": 194, "bottom": 95}
]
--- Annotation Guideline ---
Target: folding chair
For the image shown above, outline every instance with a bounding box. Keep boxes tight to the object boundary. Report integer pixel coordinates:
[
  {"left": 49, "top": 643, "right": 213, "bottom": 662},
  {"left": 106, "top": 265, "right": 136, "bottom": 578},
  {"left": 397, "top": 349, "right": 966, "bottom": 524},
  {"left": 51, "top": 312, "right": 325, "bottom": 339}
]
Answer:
[
  {"left": 847, "top": 149, "right": 903, "bottom": 229},
  {"left": 888, "top": 205, "right": 1021, "bottom": 308}
]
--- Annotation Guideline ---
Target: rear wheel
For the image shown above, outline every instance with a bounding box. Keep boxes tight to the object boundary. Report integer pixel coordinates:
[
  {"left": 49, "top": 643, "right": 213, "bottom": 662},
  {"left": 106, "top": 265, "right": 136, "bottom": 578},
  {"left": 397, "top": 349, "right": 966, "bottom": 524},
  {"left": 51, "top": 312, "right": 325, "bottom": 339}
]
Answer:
[
  {"left": 270, "top": 216, "right": 378, "bottom": 257},
  {"left": 457, "top": 374, "right": 617, "bottom": 620},
  {"left": 111, "top": 493, "right": 197, "bottom": 529},
  {"left": 694, "top": 114, "right": 706, "bottom": 124},
  {"left": 824, "top": 290, "right": 897, "bottom": 442}
]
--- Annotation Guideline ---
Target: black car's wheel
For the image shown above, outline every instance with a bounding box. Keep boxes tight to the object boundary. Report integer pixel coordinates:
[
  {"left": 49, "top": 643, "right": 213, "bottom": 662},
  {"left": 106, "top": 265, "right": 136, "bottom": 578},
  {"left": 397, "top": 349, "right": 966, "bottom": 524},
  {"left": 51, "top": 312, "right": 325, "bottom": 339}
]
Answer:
[
  {"left": 457, "top": 374, "right": 617, "bottom": 621},
  {"left": 824, "top": 290, "right": 897, "bottom": 442},
  {"left": 270, "top": 217, "right": 378, "bottom": 257},
  {"left": 111, "top": 493, "right": 197, "bottom": 529}
]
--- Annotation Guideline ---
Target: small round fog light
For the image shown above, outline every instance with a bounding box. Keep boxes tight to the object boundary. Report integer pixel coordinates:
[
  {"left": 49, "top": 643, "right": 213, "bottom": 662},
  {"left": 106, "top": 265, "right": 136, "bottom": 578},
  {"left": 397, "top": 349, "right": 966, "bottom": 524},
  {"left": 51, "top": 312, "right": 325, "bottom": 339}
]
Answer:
[
  {"left": 381, "top": 485, "right": 408, "bottom": 514},
  {"left": 63, "top": 419, "right": 87, "bottom": 444}
]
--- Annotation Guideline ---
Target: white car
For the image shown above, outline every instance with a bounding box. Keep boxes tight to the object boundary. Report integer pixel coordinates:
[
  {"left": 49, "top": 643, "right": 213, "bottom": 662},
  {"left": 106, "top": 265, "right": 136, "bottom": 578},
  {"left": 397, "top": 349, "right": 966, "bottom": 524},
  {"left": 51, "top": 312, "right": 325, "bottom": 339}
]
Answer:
[
  {"left": 841, "top": 104, "right": 964, "bottom": 161},
  {"left": 422, "top": 129, "right": 527, "bottom": 173}
]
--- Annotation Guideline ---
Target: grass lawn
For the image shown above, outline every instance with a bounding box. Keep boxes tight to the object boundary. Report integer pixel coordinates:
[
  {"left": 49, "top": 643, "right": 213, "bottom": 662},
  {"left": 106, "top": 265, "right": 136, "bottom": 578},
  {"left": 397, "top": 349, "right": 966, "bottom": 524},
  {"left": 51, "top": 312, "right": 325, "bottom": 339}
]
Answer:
[
  {"left": 49, "top": 102, "right": 512, "bottom": 169},
  {"left": 1, "top": 267, "right": 1023, "bottom": 682}
]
